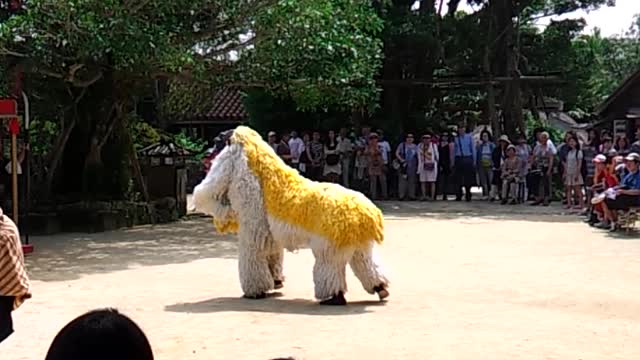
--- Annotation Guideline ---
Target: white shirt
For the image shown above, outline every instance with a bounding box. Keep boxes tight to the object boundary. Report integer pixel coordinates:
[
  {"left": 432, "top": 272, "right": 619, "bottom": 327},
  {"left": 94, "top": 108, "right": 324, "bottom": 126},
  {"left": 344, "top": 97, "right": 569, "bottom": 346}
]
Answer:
[
  {"left": 337, "top": 136, "right": 353, "bottom": 155},
  {"left": 379, "top": 140, "right": 391, "bottom": 164},
  {"left": 288, "top": 137, "right": 305, "bottom": 163}
]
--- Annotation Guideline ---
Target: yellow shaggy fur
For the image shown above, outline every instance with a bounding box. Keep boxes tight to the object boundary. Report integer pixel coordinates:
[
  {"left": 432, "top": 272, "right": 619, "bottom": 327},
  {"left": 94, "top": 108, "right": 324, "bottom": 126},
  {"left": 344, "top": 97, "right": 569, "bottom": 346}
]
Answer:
[
  {"left": 229, "top": 126, "right": 384, "bottom": 249},
  {"left": 213, "top": 217, "right": 239, "bottom": 234}
]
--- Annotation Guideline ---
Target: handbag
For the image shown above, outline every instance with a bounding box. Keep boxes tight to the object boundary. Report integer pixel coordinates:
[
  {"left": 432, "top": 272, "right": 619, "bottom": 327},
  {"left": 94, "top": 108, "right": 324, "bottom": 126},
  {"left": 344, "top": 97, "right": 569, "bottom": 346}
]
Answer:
[
  {"left": 424, "top": 162, "right": 435, "bottom": 171},
  {"left": 326, "top": 153, "right": 340, "bottom": 166}
]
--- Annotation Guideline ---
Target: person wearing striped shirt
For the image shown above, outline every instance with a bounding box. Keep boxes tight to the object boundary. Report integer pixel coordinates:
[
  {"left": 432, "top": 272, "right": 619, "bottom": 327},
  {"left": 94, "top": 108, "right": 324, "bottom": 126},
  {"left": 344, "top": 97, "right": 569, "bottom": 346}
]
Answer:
[{"left": 0, "top": 207, "right": 31, "bottom": 343}]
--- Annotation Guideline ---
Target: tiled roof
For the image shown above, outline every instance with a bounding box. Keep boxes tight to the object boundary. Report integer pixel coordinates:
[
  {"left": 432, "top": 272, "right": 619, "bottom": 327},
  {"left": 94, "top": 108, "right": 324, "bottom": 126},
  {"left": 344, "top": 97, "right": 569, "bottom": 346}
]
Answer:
[
  {"left": 175, "top": 87, "right": 247, "bottom": 123},
  {"left": 204, "top": 87, "right": 247, "bottom": 120}
]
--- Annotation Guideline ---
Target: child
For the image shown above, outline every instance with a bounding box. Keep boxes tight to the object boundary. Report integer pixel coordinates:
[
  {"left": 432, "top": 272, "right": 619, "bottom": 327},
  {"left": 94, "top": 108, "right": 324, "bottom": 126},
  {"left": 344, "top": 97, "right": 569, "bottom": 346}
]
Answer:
[
  {"left": 588, "top": 154, "right": 619, "bottom": 226},
  {"left": 500, "top": 145, "right": 522, "bottom": 204},
  {"left": 563, "top": 134, "right": 585, "bottom": 210}
]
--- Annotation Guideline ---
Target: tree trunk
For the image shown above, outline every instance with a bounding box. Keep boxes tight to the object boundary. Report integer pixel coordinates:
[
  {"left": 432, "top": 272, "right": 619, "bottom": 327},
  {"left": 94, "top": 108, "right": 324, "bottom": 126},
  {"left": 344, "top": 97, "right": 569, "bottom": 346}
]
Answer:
[{"left": 42, "top": 115, "right": 76, "bottom": 200}]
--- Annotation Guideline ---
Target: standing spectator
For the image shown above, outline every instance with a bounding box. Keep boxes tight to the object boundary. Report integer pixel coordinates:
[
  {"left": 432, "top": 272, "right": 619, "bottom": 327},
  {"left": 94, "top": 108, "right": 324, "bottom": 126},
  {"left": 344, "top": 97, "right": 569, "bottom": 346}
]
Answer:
[
  {"left": 500, "top": 145, "right": 522, "bottom": 204},
  {"left": 515, "top": 133, "right": 532, "bottom": 202},
  {"left": 600, "top": 135, "right": 614, "bottom": 154},
  {"left": 306, "top": 131, "right": 324, "bottom": 181},
  {"left": 288, "top": 131, "right": 306, "bottom": 172},
  {"left": 395, "top": 133, "right": 418, "bottom": 201},
  {"left": 377, "top": 129, "right": 392, "bottom": 167},
  {"left": 417, "top": 133, "right": 439, "bottom": 201},
  {"left": 323, "top": 130, "right": 341, "bottom": 183},
  {"left": 438, "top": 132, "right": 454, "bottom": 200},
  {"left": 298, "top": 132, "right": 311, "bottom": 176},
  {"left": 531, "top": 131, "right": 556, "bottom": 206},
  {"left": 377, "top": 130, "right": 393, "bottom": 197},
  {"left": 267, "top": 131, "right": 278, "bottom": 152},
  {"left": 557, "top": 131, "right": 574, "bottom": 190},
  {"left": 582, "top": 129, "right": 599, "bottom": 208},
  {"left": 491, "top": 135, "right": 510, "bottom": 202},
  {"left": 337, "top": 127, "right": 353, "bottom": 187},
  {"left": 365, "top": 132, "right": 387, "bottom": 200},
  {"left": 0, "top": 206, "right": 31, "bottom": 344},
  {"left": 476, "top": 130, "right": 495, "bottom": 199},
  {"left": 563, "top": 134, "right": 585, "bottom": 210},
  {"left": 631, "top": 127, "right": 640, "bottom": 154},
  {"left": 453, "top": 123, "right": 476, "bottom": 202},
  {"left": 615, "top": 136, "right": 630, "bottom": 153},
  {"left": 277, "top": 132, "right": 292, "bottom": 166},
  {"left": 354, "top": 127, "right": 370, "bottom": 191}
]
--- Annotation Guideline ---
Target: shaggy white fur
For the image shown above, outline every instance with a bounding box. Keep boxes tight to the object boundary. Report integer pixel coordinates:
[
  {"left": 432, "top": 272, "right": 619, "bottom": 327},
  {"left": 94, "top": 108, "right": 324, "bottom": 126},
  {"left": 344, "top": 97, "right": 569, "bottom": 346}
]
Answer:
[{"left": 193, "top": 141, "right": 389, "bottom": 301}]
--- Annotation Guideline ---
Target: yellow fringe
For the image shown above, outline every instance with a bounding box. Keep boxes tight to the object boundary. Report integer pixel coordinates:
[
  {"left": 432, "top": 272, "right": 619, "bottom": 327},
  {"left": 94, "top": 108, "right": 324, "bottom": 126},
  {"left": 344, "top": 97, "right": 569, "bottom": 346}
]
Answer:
[
  {"left": 213, "top": 217, "right": 239, "bottom": 234},
  {"left": 230, "top": 126, "right": 384, "bottom": 249}
]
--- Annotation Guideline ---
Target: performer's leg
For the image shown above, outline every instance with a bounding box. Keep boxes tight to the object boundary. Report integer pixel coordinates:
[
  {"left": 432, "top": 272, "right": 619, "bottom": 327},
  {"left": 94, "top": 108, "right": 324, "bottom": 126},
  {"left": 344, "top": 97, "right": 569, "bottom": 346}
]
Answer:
[
  {"left": 238, "top": 241, "right": 274, "bottom": 299},
  {"left": 349, "top": 243, "right": 390, "bottom": 300},
  {"left": 310, "top": 239, "right": 352, "bottom": 305},
  {"left": 267, "top": 247, "right": 285, "bottom": 289}
]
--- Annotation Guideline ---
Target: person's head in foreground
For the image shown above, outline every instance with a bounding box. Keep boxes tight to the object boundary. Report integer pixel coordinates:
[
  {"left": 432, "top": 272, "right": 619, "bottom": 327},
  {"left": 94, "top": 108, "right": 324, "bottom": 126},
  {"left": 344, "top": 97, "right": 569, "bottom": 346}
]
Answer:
[
  {"left": 45, "top": 308, "right": 154, "bottom": 360},
  {"left": 624, "top": 153, "right": 640, "bottom": 172}
]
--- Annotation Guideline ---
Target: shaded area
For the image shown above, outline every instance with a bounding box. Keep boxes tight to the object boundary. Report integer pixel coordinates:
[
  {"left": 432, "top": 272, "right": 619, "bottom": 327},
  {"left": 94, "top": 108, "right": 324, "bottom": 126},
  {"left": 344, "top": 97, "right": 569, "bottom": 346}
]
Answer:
[
  {"left": 25, "top": 217, "right": 236, "bottom": 282},
  {"left": 165, "top": 295, "right": 385, "bottom": 316},
  {"left": 378, "top": 200, "right": 580, "bottom": 223},
  {"left": 25, "top": 200, "right": 581, "bottom": 283}
]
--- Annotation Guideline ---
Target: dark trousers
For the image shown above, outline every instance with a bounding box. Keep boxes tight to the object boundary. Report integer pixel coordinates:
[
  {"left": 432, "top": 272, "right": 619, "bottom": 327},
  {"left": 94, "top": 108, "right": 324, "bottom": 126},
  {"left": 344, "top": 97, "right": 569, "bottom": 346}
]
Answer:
[
  {"left": 537, "top": 169, "right": 552, "bottom": 201},
  {"left": 0, "top": 296, "right": 14, "bottom": 344},
  {"left": 455, "top": 156, "right": 475, "bottom": 200}
]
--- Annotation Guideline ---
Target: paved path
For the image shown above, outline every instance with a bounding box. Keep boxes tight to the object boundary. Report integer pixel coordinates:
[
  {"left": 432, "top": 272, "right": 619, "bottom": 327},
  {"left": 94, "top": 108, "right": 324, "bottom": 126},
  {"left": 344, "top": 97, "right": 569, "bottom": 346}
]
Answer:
[{"left": 4, "top": 202, "right": 640, "bottom": 360}]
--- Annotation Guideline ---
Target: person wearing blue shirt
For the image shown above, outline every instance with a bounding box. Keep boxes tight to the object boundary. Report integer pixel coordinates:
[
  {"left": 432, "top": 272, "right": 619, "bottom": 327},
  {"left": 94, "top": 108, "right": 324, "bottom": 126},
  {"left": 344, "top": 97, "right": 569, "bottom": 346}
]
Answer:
[
  {"left": 453, "top": 123, "right": 477, "bottom": 201},
  {"left": 601, "top": 152, "right": 640, "bottom": 232}
]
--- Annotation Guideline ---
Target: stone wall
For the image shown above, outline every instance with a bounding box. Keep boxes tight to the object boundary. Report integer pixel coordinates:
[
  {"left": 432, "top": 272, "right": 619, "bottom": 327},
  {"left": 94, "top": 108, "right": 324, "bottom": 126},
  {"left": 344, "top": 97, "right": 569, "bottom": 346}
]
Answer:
[{"left": 22, "top": 197, "right": 183, "bottom": 235}]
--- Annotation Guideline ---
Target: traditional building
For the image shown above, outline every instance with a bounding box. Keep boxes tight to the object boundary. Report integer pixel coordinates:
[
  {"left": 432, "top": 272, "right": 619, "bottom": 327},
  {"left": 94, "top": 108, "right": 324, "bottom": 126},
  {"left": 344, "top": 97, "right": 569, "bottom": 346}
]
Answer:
[
  {"left": 595, "top": 69, "right": 640, "bottom": 141},
  {"left": 167, "top": 87, "right": 247, "bottom": 140}
]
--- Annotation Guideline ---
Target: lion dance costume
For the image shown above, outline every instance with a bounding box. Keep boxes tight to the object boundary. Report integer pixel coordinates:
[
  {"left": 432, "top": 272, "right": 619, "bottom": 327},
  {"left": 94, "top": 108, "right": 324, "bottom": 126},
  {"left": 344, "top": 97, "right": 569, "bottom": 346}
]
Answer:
[{"left": 192, "top": 126, "right": 389, "bottom": 305}]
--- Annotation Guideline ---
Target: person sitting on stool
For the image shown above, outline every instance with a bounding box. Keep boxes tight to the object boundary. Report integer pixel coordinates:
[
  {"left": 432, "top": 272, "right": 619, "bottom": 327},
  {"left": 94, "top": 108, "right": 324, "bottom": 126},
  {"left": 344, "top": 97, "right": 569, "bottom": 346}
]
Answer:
[{"left": 599, "top": 152, "right": 640, "bottom": 232}]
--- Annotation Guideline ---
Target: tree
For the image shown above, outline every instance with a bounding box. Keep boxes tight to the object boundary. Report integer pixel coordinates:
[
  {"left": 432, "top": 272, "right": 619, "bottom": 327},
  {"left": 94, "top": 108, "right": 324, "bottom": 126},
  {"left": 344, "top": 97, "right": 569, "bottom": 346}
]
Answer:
[{"left": 0, "top": 0, "right": 384, "bottom": 200}]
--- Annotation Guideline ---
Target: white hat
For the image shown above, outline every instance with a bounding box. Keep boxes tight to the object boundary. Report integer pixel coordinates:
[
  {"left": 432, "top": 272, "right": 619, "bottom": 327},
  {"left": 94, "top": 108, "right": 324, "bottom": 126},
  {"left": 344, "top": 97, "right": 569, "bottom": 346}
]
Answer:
[
  {"left": 624, "top": 152, "right": 640, "bottom": 162},
  {"left": 593, "top": 154, "right": 607, "bottom": 163},
  {"left": 498, "top": 135, "right": 511, "bottom": 144}
]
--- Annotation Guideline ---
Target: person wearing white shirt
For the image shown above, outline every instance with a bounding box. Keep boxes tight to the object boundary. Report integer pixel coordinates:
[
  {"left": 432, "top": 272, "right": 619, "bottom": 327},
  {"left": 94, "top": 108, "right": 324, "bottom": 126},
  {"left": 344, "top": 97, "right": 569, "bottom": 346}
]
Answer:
[{"left": 288, "top": 131, "right": 305, "bottom": 172}]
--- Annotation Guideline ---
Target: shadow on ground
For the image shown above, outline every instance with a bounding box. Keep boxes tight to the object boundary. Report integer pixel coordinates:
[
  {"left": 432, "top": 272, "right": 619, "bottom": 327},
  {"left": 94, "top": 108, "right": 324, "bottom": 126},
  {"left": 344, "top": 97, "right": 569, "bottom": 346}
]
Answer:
[
  {"left": 378, "top": 200, "right": 580, "bottom": 223},
  {"left": 605, "top": 228, "right": 640, "bottom": 240},
  {"left": 25, "top": 217, "right": 237, "bottom": 282},
  {"left": 164, "top": 293, "right": 384, "bottom": 316},
  {"left": 25, "top": 201, "right": 580, "bottom": 282}
]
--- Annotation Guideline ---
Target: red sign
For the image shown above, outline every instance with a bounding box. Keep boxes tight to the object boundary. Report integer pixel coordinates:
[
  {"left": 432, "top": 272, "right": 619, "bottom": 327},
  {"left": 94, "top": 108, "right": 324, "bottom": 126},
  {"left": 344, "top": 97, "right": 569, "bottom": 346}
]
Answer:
[
  {"left": 0, "top": 99, "right": 17, "bottom": 115},
  {"left": 8, "top": 118, "right": 20, "bottom": 135}
]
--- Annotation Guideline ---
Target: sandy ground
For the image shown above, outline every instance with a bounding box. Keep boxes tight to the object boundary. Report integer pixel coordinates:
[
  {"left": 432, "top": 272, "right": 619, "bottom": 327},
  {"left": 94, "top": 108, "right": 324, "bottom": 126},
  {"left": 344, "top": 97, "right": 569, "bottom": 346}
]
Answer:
[{"left": 3, "top": 201, "right": 640, "bottom": 360}]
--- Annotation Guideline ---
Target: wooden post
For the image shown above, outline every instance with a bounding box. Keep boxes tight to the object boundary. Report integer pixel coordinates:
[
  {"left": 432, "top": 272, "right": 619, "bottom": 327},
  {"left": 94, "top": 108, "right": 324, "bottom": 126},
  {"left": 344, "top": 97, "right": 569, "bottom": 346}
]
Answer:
[{"left": 11, "top": 132, "right": 18, "bottom": 223}]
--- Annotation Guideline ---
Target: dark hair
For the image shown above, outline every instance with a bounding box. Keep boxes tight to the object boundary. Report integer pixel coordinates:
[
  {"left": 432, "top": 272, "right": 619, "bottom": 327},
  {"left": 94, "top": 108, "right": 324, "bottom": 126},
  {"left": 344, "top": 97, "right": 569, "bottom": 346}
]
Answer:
[
  {"left": 615, "top": 136, "right": 629, "bottom": 151},
  {"left": 480, "top": 130, "right": 493, "bottom": 142},
  {"left": 45, "top": 309, "right": 154, "bottom": 360}
]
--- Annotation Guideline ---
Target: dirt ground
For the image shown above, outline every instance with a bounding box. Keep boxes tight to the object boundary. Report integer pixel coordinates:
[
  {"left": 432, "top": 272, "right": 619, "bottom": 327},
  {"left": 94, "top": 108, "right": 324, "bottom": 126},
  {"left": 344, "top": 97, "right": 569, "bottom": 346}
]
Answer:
[{"left": 3, "top": 201, "right": 640, "bottom": 360}]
